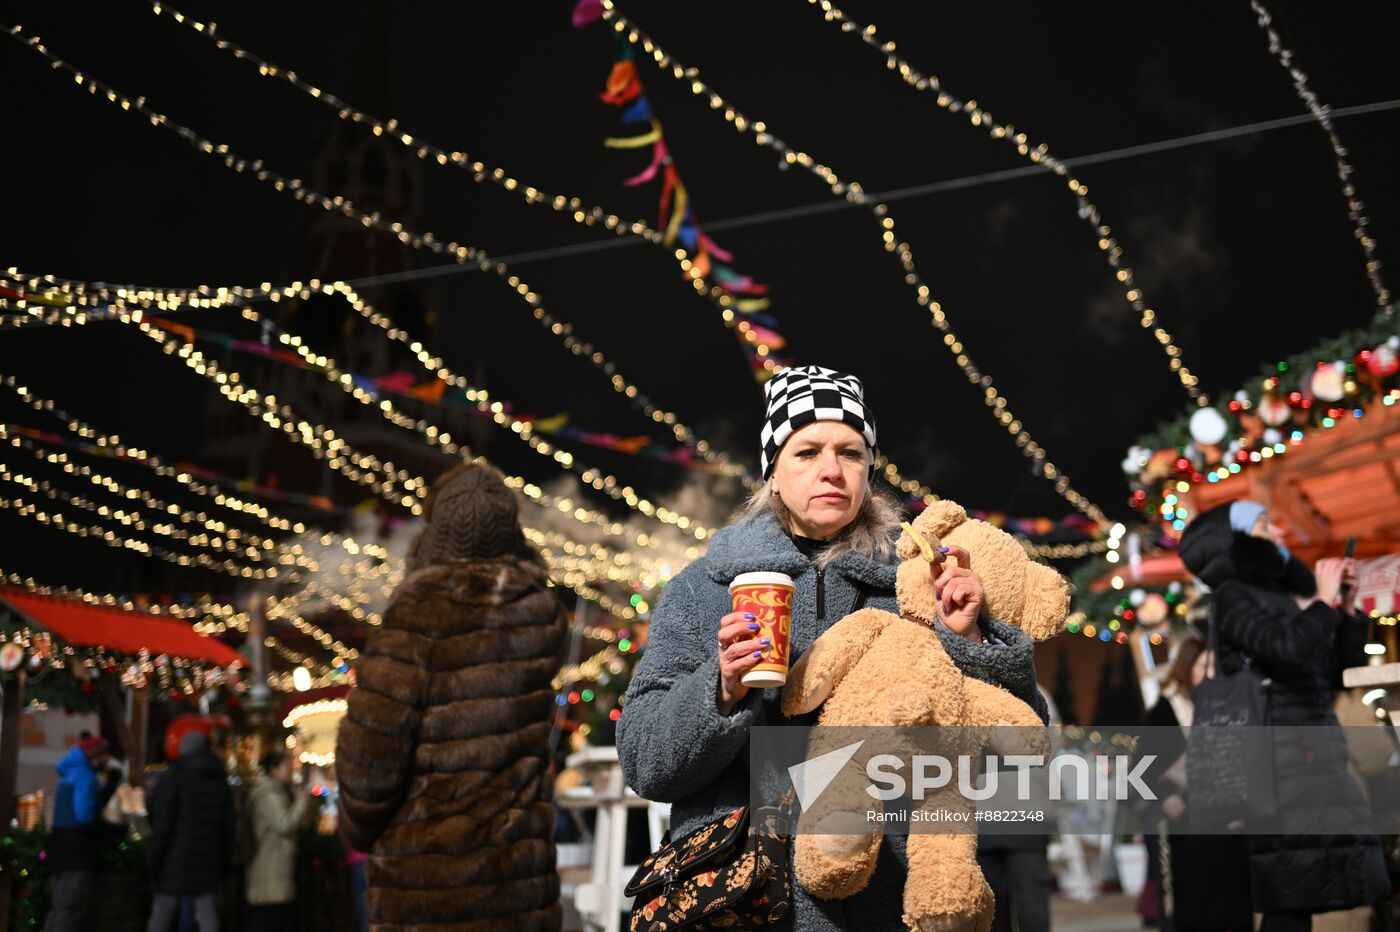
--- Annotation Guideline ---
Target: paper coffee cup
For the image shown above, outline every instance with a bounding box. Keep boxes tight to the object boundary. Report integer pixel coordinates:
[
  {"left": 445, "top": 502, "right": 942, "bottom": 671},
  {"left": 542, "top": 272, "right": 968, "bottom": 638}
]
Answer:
[{"left": 729, "top": 571, "right": 795, "bottom": 688}]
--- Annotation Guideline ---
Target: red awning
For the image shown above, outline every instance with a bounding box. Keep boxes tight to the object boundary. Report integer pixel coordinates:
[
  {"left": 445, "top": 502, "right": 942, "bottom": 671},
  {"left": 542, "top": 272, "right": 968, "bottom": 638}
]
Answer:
[{"left": 0, "top": 587, "right": 244, "bottom": 668}]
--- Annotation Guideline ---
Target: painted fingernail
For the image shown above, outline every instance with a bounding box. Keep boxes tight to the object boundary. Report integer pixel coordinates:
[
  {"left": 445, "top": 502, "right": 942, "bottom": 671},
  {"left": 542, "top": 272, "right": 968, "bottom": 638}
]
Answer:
[
  {"left": 753, "top": 651, "right": 763, "bottom": 658},
  {"left": 939, "top": 547, "right": 950, "bottom": 553},
  {"left": 748, "top": 622, "right": 761, "bottom": 630},
  {"left": 760, "top": 638, "right": 771, "bottom": 645},
  {"left": 744, "top": 613, "right": 756, "bottom": 620},
  {"left": 936, "top": 590, "right": 942, "bottom": 599}
]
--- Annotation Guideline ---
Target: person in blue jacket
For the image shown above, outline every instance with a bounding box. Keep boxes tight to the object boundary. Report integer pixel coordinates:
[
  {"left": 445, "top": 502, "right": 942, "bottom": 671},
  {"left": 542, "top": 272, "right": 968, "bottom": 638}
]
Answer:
[{"left": 45, "top": 733, "right": 118, "bottom": 932}]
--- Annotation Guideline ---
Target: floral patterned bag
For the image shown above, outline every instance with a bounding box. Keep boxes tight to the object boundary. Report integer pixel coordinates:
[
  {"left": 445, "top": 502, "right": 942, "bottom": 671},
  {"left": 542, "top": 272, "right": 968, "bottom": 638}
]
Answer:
[{"left": 624, "top": 803, "right": 793, "bottom": 931}]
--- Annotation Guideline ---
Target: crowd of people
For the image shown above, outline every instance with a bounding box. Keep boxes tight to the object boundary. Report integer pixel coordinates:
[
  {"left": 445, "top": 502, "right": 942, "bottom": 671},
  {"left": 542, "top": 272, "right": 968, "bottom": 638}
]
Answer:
[{"left": 42, "top": 729, "right": 346, "bottom": 932}]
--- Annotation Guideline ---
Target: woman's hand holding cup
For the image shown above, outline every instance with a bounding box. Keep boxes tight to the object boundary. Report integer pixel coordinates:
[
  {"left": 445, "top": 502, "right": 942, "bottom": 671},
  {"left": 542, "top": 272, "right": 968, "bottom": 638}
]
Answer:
[{"left": 717, "top": 611, "right": 769, "bottom": 713}]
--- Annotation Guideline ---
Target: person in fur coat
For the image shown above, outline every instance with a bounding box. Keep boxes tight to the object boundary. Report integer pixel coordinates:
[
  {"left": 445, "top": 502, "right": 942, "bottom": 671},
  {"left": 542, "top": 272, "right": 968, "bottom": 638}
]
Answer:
[
  {"left": 1178, "top": 500, "right": 1390, "bottom": 932},
  {"left": 336, "top": 462, "right": 567, "bottom": 931}
]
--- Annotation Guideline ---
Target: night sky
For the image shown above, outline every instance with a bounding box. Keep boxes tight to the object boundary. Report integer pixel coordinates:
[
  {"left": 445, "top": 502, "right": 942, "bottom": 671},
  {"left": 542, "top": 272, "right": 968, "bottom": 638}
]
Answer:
[{"left": 2, "top": 0, "right": 1398, "bottom": 597}]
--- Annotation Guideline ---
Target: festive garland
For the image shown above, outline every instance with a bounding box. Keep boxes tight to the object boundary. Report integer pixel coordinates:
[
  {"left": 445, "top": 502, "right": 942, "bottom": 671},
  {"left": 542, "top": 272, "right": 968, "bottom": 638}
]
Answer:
[
  {"left": 0, "top": 614, "right": 243, "bottom": 714},
  {"left": 1123, "top": 305, "right": 1400, "bottom": 533},
  {"left": 1066, "top": 558, "right": 1191, "bottom": 646},
  {"left": 579, "top": 16, "right": 791, "bottom": 381},
  {"left": 591, "top": 2, "right": 1109, "bottom": 526}
]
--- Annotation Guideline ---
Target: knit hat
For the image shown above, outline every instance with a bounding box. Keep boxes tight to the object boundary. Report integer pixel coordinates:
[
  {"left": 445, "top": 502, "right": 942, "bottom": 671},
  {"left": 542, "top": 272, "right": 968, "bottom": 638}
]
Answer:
[
  {"left": 177, "top": 731, "right": 209, "bottom": 759},
  {"left": 759, "top": 366, "right": 877, "bottom": 479},
  {"left": 79, "top": 735, "right": 109, "bottom": 760},
  {"left": 1229, "top": 500, "right": 1270, "bottom": 535},
  {"left": 408, "top": 462, "right": 526, "bottom": 569}
]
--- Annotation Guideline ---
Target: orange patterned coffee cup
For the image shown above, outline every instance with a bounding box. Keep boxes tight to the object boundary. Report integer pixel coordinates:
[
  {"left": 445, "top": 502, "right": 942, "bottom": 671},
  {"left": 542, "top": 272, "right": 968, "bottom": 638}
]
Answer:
[{"left": 729, "top": 571, "right": 795, "bottom": 688}]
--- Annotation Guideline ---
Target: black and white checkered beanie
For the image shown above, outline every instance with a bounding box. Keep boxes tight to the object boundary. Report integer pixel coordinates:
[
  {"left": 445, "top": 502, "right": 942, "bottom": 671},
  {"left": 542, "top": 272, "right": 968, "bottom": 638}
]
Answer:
[{"left": 759, "top": 366, "right": 878, "bottom": 479}]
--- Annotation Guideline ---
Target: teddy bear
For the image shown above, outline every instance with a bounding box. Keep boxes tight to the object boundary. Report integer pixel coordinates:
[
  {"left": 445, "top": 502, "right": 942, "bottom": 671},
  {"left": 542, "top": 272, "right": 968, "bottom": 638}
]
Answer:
[{"left": 781, "top": 500, "right": 1070, "bottom": 932}]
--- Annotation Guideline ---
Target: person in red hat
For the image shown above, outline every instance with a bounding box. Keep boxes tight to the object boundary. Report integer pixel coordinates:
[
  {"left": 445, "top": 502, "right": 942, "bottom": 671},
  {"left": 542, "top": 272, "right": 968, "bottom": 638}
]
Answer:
[{"left": 45, "top": 732, "right": 118, "bottom": 932}]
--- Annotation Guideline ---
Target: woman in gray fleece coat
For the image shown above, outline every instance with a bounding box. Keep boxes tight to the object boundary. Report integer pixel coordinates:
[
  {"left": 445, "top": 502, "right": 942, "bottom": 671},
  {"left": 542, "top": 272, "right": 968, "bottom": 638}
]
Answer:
[{"left": 617, "top": 366, "right": 1045, "bottom": 931}]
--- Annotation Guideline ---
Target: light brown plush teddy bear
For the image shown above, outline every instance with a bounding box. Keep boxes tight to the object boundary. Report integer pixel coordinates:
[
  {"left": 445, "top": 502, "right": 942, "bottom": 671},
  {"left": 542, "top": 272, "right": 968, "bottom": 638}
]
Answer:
[{"left": 781, "top": 500, "right": 1070, "bottom": 932}]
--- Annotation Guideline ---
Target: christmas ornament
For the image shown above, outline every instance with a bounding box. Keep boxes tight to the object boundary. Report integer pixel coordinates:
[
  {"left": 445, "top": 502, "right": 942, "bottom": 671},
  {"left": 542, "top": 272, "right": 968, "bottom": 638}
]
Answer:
[
  {"left": 0, "top": 643, "right": 23, "bottom": 673},
  {"left": 1364, "top": 337, "right": 1399, "bottom": 377},
  {"left": 1189, "top": 407, "right": 1228, "bottom": 446},
  {"left": 1258, "top": 393, "right": 1291, "bottom": 426},
  {"left": 1138, "top": 593, "right": 1170, "bottom": 626},
  {"left": 1308, "top": 362, "right": 1347, "bottom": 402}
]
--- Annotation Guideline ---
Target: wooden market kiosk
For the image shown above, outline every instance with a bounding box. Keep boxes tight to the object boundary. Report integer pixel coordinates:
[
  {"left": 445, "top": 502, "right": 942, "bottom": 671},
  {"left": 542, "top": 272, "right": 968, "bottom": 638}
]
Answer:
[{"left": 0, "top": 586, "right": 244, "bottom": 929}]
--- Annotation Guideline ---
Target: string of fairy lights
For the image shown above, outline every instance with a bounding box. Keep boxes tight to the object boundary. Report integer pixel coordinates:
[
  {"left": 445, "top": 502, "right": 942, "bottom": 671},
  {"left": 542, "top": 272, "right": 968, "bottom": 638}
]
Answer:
[
  {"left": 4, "top": 267, "right": 1106, "bottom": 555},
  {"left": 0, "top": 373, "right": 308, "bottom": 534},
  {"left": 1249, "top": 0, "right": 1390, "bottom": 309},
  {"left": 802, "top": 0, "right": 1207, "bottom": 404},
  {"left": 8, "top": 27, "right": 486, "bottom": 270},
  {"left": 131, "top": 308, "right": 706, "bottom": 564},
  {"left": 141, "top": 0, "right": 788, "bottom": 384},
  {"left": 0, "top": 377, "right": 413, "bottom": 592},
  {"left": 3, "top": 337, "right": 662, "bottom": 636},
  {"left": 0, "top": 457, "right": 282, "bottom": 575},
  {"left": 94, "top": 3, "right": 949, "bottom": 506},
  {"left": 229, "top": 306, "right": 716, "bottom": 541},
  {"left": 0, "top": 425, "right": 281, "bottom": 565},
  {"left": 0, "top": 30, "right": 754, "bottom": 489},
  {"left": 601, "top": 3, "right": 1109, "bottom": 526},
  {"left": 3, "top": 273, "right": 708, "bottom": 586},
  {"left": 0, "top": 566, "right": 246, "bottom": 628},
  {"left": 134, "top": 308, "right": 684, "bottom": 597}
]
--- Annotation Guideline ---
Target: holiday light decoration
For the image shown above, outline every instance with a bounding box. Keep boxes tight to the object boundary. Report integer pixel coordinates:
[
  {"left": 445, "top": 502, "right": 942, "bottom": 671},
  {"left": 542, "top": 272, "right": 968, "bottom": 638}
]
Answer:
[
  {"left": 1250, "top": 0, "right": 1390, "bottom": 309},
  {"left": 206, "top": 307, "right": 717, "bottom": 541},
  {"left": 1125, "top": 315, "right": 1399, "bottom": 534},
  {"left": 34, "top": 6, "right": 955, "bottom": 506},
  {"left": 144, "top": 0, "right": 787, "bottom": 380},
  {"left": 0, "top": 31, "right": 752, "bottom": 484},
  {"left": 0, "top": 374, "right": 314, "bottom": 531},
  {"left": 282, "top": 697, "right": 348, "bottom": 765},
  {"left": 599, "top": 3, "right": 1108, "bottom": 526},
  {"left": 2, "top": 269, "right": 747, "bottom": 481},
  {"left": 0, "top": 461, "right": 287, "bottom": 576},
  {"left": 801, "top": 0, "right": 1206, "bottom": 403},
  {"left": 0, "top": 566, "right": 245, "bottom": 629},
  {"left": 1, "top": 430, "right": 269, "bottom": 558}
]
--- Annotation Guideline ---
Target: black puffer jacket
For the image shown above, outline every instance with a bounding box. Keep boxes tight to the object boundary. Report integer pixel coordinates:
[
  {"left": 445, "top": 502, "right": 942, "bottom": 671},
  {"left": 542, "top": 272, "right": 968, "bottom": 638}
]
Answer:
[
  {"left": 1178, "top": 505, "right": 1390, "bottom": 914},
  {"left": 146, "top": 748, "right": 235, "bottom": 895}
]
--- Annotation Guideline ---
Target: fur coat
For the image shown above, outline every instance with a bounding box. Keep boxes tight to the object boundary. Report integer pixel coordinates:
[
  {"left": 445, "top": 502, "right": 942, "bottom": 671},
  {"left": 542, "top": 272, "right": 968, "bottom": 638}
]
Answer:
[{"left": 336, "top": 556, "right": 567, "bottom": 931}]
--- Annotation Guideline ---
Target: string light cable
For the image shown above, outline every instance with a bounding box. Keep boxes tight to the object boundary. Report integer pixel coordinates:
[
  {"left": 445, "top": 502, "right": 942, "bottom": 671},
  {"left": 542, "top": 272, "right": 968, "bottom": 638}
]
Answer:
[
  {"left": 0, "top": 26, "right": 751, "bottom": 487},
  {"left": 0, "top": 377, "right": 404, "bottom": 594},
  {"left": 801, "top": 0, "right": 1206, "bottom": 403},
  {"left": 3, "top": 18, "right": 1017, "bottom": 514},
  {"left": 0, "top": 269, "right": 746, "bottom": 491},
  {"left": 129, "top": 308, "right": 708, "bottom": 559},
  {"left": 601, "top": 3, "right": 1109, "bottom": 526},
  {"left": 1, "top": 372, "right": 308, "bottom": 535},
  {"left": 141, "top": 0, "right": 788, "bottom": 381},
  {"left": 0, "top": 566, "right": 247, "bottom": 632},
  {"left": 0, "top": 432, "right": 289, "bottom": 571},
  {"left": 106, "top": 310, "right": 684, "bottom": 607},
  {"left": 1249, "top": 0, "right": 1390, "bottom": 309},
  {"left": 219, "top": 304, "right": 718, "bottom": 541}
]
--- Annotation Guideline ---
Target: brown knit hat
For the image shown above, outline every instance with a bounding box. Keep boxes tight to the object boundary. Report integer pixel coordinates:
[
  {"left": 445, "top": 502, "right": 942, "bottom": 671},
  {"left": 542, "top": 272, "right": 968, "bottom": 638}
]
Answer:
[{"left": 408, "top": 462, "right": 527, "bottom": 569}]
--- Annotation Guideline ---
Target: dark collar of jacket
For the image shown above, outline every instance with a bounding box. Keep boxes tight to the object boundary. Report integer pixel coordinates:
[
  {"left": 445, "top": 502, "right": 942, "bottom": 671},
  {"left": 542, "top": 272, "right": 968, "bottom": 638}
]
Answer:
[
  {"left": 700, "top": 510, "right": 896, "bottom": 590},
  {"left": 1179, "top": 505, "right": 1316, "bottom": 597}
]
